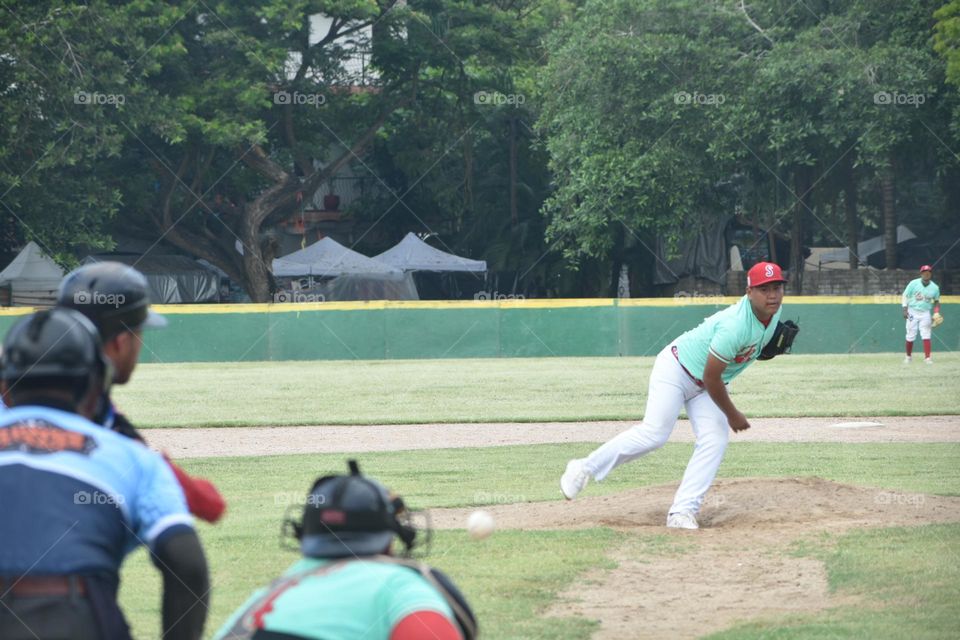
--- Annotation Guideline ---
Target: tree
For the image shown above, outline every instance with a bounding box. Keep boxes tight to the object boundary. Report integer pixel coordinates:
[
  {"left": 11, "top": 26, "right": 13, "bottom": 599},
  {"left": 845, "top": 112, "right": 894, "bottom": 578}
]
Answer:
[
  {"left": 3, "top": 0, "right": 554, "bottom": 300},
  {"left": 539, "top": 0, "right": 957, "bottom": 291},
  {"left": 539, "top": 0, "right": 748, "bottom": 291},
  {"left": 0, "top": 2, "right": 138, "bottom": 263}
]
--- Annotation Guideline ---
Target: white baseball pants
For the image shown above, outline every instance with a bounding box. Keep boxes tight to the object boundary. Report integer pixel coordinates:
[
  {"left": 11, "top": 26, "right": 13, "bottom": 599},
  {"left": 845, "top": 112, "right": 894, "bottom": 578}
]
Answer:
[
  {"left": 905, "top": 309, "right": 932, "bottom": 341},
  {"left": 582, "top": 344, "right": 730, "bottom": 515}
]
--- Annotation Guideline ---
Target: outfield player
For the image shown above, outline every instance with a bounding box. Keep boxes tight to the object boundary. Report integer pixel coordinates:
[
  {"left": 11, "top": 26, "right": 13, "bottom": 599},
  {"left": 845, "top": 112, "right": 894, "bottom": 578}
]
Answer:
[
  {"left": 58, "top": 261, "right": 227, "bottom": 522},
  {"left": 561, "top": 262, "right": 790, "bottom": 529},
  {"left": 902, "top": 264, "right": 942, "bottom": 364},
  {"left": 0, "top": 308, "right": 208, "bottom": 639},
  {"left": 214, "top": 460, "right": 476, "bottom": 640}
]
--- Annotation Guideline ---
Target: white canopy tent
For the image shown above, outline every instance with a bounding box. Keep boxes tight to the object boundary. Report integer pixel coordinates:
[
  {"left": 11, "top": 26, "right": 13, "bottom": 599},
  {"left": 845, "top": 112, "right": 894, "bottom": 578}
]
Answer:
[
  {"left": 272, "top": 237, "right": 417, "bottom": 301},
  {"left": 273, "top": 237, "right": 404, "bottom": 277},
  {"left": 373, "top": 232, "right": 487, "bottom": 272},
  {"left": 0, "top": 241, "right": 65, "bottom": 307}
]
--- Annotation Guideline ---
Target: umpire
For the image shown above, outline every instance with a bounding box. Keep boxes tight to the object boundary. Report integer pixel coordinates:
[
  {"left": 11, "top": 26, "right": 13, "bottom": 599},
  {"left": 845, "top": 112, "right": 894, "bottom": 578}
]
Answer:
[
  {"left": 214, "top": 460, "right": 477, "bottom": 640},
  {"left": 58, "top": 261, "right": 226, "bottom": 522},
  {"left": 0, "top": 308, "right": 209, "bottom": 640}
]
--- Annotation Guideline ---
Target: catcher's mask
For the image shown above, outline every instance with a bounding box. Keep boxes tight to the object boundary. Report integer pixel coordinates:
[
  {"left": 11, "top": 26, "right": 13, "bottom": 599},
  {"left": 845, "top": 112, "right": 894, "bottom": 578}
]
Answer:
[{"left": 283, "top": 460, "right": 428, "bottom": 559}]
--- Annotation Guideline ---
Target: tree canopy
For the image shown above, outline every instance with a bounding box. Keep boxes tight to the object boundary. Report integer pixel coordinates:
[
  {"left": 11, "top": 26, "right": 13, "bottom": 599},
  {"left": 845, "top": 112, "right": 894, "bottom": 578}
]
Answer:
[{"left": 2, "top": 0, "right": 957, "bottom": 298}]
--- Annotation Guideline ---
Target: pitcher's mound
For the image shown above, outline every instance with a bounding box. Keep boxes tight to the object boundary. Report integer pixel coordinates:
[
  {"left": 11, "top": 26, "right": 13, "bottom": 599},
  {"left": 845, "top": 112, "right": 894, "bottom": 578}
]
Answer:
[
  {"left": 431, "top": 477, "right": 960, "bottom": 535},
  {"left": 433, "top": 478, "right": 960, "bottom": 640}
]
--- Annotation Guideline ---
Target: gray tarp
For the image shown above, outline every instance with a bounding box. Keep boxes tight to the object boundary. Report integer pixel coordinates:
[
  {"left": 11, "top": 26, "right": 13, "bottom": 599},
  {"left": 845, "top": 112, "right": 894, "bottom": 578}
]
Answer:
[
  {"left": 82, "top": 254, "right": 219, "bottom": 303},
  {"left": 0, "top": 241, "right": 65, "bottom": 307},
  {"left": 818, "top": 225, "right": 916, "bottom": 264},
  {"left": 654, "top": 215, "right": 731, "bottom": 285},
  {"left": 372, "top": 232, "right": 487, "bottom": 272},
  {"left": 288, "top": 273, "right": 420, "bottom": 301}
]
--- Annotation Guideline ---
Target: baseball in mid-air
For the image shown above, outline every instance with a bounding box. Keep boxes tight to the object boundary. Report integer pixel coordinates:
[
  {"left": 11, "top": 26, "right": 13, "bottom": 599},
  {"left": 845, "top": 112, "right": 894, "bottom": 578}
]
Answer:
[{"left": 466, "top": 510, "right": 495, "bottom": 540}]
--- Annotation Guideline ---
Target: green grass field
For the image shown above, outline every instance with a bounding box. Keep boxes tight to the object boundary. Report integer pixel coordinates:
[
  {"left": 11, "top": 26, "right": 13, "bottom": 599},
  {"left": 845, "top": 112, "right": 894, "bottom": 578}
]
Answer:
[
  {"left": 105, "top": 355, "right": 960, "bottom": 639},
  {"left": 118, "top": 442, "right": 960, "bottom": 639},
  {"left": 113, "top": 353, "right": 960, "bottom": 427}
]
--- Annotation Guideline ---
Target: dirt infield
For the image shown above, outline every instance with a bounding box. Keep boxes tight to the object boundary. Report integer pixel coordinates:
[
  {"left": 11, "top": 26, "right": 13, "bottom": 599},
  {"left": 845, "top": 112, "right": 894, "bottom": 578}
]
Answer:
[
  {"left": 148, "top": 415, "right": 960, "bottom": 458},
  {"left": 431, "top": 477, "right": 960, "bottom": 639}
]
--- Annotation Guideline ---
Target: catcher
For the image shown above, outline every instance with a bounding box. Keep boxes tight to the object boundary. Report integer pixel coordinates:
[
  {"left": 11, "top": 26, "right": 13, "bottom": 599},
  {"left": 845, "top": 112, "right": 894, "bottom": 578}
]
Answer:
[
  {"left": 561, "top": 261, "right": 798, "bottom": 529},
  {"left": 902, "top": 264, "right": 942, "bottom": 364},
  {"left": 213, "top": 460, "right": 477, "bottom": 640}
]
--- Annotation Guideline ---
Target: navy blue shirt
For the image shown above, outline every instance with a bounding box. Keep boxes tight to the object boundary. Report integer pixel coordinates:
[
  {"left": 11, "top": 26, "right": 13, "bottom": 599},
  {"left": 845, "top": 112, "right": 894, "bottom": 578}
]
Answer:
[{"left": 0, "top": 405, "right": 193, "bottom": 581}]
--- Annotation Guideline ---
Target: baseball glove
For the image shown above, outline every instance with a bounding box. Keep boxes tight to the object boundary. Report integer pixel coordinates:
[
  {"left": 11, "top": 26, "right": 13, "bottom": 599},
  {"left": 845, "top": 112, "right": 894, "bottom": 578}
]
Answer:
[
  {"left": 933, "top": 312, "right": 944, "bottom": 328},
  {"left": 758, "top": 320, "right": 800, "bottom": 360}
]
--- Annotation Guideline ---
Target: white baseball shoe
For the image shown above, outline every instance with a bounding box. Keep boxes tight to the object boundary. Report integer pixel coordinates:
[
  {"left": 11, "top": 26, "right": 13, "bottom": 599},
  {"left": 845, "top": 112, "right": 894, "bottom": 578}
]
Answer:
[
  {"left": 560, "top": 459, "right": 591, "bottom": 500},
  {"left": 903, "top": 356, "right": 912, "bottom": 364},
  {"left": 666, "top": 511, "right": 699, "bottom": 529},
  {"left": 925, "top": 357, "right": 933, "bottom": 365}
]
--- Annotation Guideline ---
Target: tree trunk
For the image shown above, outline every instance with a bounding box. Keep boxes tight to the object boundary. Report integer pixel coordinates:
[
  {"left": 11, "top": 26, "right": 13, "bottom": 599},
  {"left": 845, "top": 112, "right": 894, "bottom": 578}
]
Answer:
[
  {"left": 240, "top": 203, "right": 273, "bottom": 302},
  {"left": 790, "top": 168, "right": 810, "bottom": 293},
  {"left": 843, "top": 158, "right": 859, "bottom": 269},
  {"left": 881, "top": 160, "right": 897, "bottom": 270},
  {"left": 509, "top": 116, "right": 518, "bottom": 226},
  {"left": 609, "top": 223, "right": 625, "bottom": 297},
  {"left": 462, "top": 125, "right": 473, "bottom": 232}
]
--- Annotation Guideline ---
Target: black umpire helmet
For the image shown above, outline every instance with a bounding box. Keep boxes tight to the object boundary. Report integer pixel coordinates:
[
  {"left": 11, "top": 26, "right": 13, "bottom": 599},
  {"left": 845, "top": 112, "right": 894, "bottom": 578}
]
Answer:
[
  {"left": 57, "top": 262, "right": 166, "bottom": 340},
  {"left": 287, "top": 460, "right": 420, "bottom": 559},
  {"left": 1, "top": 308, "right": 112, "bottom": 401}
]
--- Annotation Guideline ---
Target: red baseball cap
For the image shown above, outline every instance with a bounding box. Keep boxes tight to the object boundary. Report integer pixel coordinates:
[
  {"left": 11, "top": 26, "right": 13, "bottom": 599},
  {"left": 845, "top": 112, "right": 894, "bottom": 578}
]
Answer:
[
  {"left": 747, "top": 261, "right": 787, "bottom": 287},
  {"left": 920, "top": 264, "right": 933, "bottom": 273}
]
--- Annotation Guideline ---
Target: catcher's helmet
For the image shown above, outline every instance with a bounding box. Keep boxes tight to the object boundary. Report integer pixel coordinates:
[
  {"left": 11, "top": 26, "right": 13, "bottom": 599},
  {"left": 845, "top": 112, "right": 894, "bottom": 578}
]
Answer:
[
  {"left": 288, "top": 460, "right": 419, "bottom": 559},
  {"left": 57, "top": 262, "right": 166, "bottom": 339},
  {"left": 1, "top": 308, "right": 112, "bottom": 399}
]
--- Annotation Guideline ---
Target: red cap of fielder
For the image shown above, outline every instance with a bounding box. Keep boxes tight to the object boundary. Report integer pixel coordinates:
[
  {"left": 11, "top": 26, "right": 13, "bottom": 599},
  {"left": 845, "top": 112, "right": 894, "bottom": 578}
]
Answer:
[
  {"left": 747, "top": 261, "right": 787, "bottom": 287},
  {"left": 920, "top": 264, "right": 933, "bottom": 273}
]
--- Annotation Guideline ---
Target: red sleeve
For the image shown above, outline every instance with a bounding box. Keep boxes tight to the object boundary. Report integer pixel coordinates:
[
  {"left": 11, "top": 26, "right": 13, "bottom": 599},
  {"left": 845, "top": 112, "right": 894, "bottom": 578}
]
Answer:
[
  {"left": 163, "top": 455, "right": 227, "bottom": 523},
  {"left": 390, "top": 610, "right": 462, "bottom": 640}
]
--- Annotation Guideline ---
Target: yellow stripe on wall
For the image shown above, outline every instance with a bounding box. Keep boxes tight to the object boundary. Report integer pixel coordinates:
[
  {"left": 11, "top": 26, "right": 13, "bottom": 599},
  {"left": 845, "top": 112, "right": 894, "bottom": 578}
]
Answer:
[{"left": 2, "top": 295, "right": 957, "bottom": 316}]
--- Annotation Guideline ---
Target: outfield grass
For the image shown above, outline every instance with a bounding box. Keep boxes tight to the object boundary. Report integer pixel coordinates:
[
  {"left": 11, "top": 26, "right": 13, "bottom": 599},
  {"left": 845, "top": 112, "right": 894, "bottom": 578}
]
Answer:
[
  {"left": 118, "top": 441, "right": 960, "bottom": 638},
  {"left": 113, "top": 354, "right": 960, "bottom": 427}
]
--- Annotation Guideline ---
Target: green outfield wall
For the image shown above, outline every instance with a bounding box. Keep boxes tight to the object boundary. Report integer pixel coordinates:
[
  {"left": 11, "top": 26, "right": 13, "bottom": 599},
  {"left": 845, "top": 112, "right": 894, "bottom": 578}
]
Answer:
[{"left": 1, "top": 297, "right": 957, "bottom": 362}]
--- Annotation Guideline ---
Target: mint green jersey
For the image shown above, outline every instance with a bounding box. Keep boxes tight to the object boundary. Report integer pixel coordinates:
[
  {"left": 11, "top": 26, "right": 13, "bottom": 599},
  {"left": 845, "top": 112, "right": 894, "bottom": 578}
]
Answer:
[
  {"left": 675, "top": 296, "right": 783, "bottom": 384},
  {"left": 902, "top": 278, "right": 940, "bottom": 313},
  {"left": 214, "top": 557, "right": 456, "bottom": 640}
]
